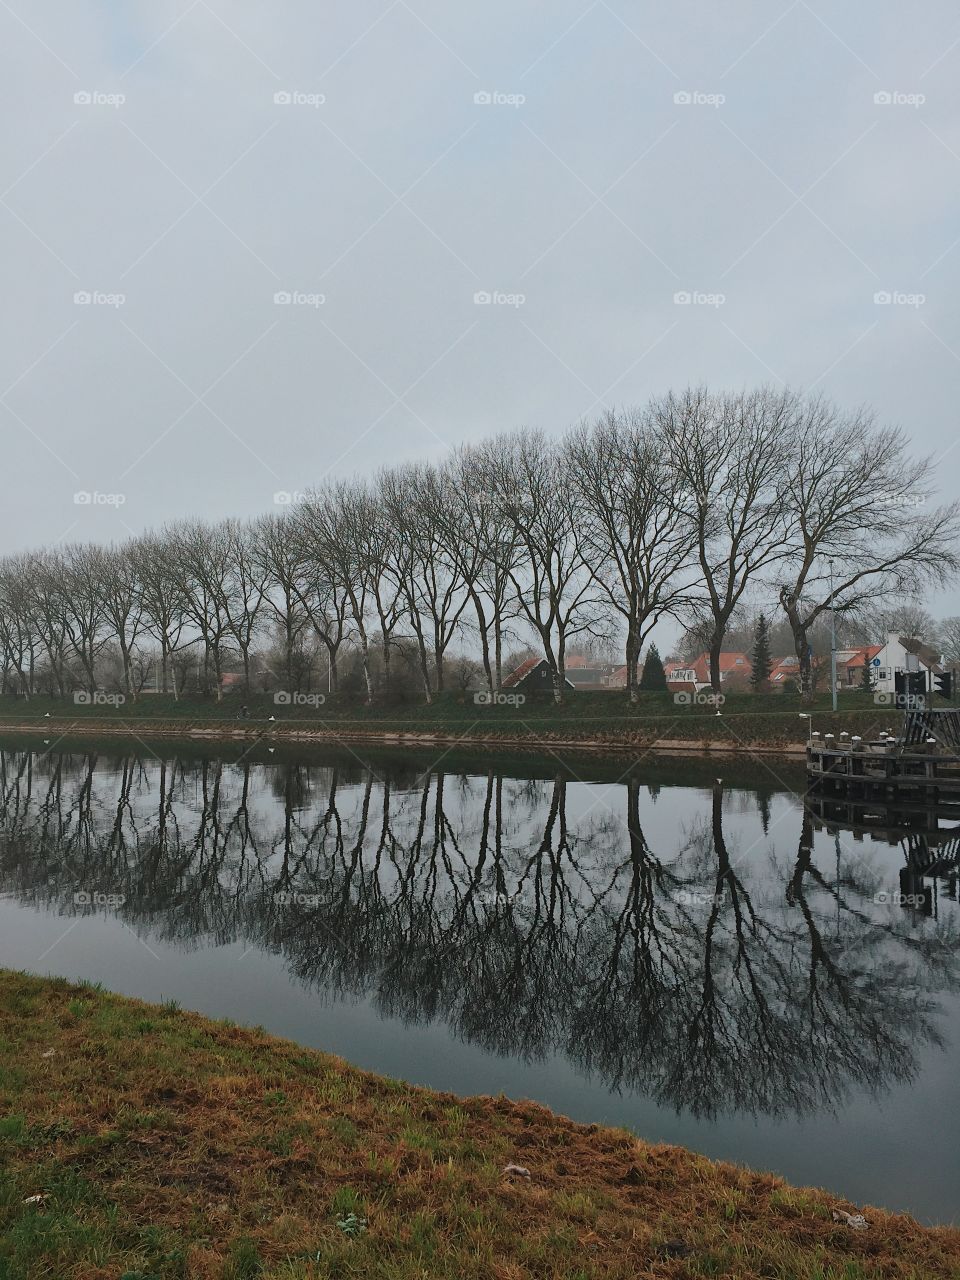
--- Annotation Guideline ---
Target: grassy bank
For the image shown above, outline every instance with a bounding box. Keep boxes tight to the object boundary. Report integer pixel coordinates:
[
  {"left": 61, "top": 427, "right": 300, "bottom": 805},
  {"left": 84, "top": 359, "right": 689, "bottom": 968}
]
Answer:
[
  {"left": 1, "top": 972, "right": 958, "bottom": 1279},
  {"left": 0, "top": 690, "right": 914, "bottom": 754}
]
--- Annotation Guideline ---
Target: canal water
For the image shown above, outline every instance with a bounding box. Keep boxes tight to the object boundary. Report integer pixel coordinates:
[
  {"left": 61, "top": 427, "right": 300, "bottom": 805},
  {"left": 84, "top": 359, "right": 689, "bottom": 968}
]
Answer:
[{"left": 1, "top": 738, "right": 958, "bottom": 1223}]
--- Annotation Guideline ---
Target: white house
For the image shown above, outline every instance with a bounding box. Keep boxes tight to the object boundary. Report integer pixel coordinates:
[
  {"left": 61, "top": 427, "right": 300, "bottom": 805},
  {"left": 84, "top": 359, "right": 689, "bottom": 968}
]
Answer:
[{"left": 862, "top": 632, "right": 945, "bottom": 695}]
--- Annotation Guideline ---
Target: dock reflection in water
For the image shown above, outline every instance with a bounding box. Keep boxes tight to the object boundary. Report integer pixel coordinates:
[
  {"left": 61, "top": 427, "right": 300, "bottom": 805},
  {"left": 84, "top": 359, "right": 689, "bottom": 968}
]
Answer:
[{"left": 1, "top": 741, "right": 959, "bottom": 1221}]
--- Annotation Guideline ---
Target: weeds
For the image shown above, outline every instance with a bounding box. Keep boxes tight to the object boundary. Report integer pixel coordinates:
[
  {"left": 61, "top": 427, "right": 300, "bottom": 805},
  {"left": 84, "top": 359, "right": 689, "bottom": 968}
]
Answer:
[{"left": 1, "top": 969, "right": 957, "bottom": 1279}]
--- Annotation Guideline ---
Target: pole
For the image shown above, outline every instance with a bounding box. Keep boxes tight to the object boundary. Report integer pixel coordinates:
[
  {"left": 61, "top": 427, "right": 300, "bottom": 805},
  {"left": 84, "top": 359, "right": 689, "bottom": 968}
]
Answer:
[{"left": 829, "top": 558, "right": 838, "bottom": 713}]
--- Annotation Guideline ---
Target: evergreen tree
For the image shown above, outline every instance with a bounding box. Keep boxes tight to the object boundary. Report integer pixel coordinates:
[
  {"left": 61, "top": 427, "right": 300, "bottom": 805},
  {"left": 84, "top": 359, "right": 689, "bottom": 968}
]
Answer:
[
  {"left": 750, "top": 614, "right": 772, "bottom": 690},
  {"left": 639, "top": 643, "right": 667, "bottom": 691},
  {"left": 859, "top": 656, "right": 874, "bottom": 691}
]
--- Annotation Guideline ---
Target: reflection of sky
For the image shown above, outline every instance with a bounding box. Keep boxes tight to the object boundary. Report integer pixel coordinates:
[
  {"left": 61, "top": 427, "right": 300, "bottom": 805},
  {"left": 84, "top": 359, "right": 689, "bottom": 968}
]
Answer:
[{"left": 1, "top": 750, "right": 959, "bottom": 1222}]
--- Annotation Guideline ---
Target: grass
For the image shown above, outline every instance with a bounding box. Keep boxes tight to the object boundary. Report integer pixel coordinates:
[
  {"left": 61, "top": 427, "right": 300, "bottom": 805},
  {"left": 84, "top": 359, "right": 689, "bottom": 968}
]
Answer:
[
  {"left": 2, "top": 971, "right": 959, "bottom": 1278},
  {"left": 0, "top": 689, "right": 924, "bottom": 752}
]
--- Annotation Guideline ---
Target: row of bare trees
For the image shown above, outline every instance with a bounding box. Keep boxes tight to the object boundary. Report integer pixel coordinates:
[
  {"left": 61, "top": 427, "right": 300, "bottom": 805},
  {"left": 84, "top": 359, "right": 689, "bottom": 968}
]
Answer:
[{"left": 1, "top": 385, "right": 958, "bottom": 704}]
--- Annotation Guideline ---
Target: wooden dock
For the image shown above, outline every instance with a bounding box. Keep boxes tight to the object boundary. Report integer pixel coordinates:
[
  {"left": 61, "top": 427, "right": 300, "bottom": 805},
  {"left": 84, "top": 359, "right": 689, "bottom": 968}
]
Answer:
[{"left": 806, "top": 708, "right": 960, "bottom": 807}]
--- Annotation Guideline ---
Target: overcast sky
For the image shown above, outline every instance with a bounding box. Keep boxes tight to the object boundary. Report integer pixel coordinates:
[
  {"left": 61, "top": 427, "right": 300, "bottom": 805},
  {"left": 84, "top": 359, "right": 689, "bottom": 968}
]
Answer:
[{"left": 2, "top": 0, "right": 959, "bottom": 629}]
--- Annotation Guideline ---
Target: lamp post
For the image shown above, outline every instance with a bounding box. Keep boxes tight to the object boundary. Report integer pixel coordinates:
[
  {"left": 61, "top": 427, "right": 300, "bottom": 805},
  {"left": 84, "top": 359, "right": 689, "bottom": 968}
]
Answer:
[{"left": 829, "top": 557, "right": 838, "bottom": 713}]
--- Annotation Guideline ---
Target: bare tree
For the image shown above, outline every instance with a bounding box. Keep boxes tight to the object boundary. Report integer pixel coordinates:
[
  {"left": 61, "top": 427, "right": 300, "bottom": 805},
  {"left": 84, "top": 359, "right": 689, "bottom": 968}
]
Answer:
[
  {"left": 168, "top": 520, "right": 233, "bottom": 699},
  {"left": 380, "top": 463, "right": 469, "bottom": 701},
  {"left": 443, "top": 447, "right": 521, "bottom": 692},
  {"left": 94, "top": 543, "right": 146, "bottom": 701},
  {"left": 300, "top": 483, "right": 375, "bottom": 701},
  {"left": 656, "top": 386, "right": 793, "bottom": 693},
  {"left": 776, "top": 396, "right": 960, "bottom": 700},
  {"left": 487, "top": 430, "right": 607, "bottom": 703},
  {"left": 57, "top": 544, "right": 111, "bottom": 696},
  {"left": 254, "top": 513, "right": 313, "bottom": 691},
  {"left": 0, "top": 555, "right": 42, "bottom": 696},
  {"left": 220, "top": 520, "right": 269, "bottom": 692},
  {"left": 940, "top": 617, "right": 960, "bottom": 663},
  {"left": 131, "top": 531, "right": 192, "bottom": 699},
  {"left": 566, "top": 408, "right": 698, "bottom": 701}
]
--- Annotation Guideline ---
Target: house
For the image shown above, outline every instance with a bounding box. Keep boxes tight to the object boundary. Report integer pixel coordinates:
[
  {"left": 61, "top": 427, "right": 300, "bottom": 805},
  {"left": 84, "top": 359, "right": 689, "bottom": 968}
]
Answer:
[
  {"left": 501, "top": 658, "right": 575, "bottom": 693},
  {"left": 563, "top": 655, "right": 620, "bottom": 690},
  {"left": 857, "top": 633, "right": 946, "bottom": 695},
  {"left": 769, "top": 655, "right": 801, "bottom": 690},
  {"left": 839, "top": 645, "right": 883, "bottom": 688},
  {"left": 663, "top": 652, "right": 752, "bottom": 692},
  {"left": 566, "top": 668, "right": 616, "bottom": 690},
  {"left": 663, "top": 660, "right": 699, "bottom": 693}
]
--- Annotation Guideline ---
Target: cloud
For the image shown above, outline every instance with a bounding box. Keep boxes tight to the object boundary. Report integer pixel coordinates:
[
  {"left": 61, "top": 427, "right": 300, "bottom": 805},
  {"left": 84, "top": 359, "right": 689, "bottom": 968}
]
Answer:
[{"left": 1, "top": 0, "right": 958, "bottom": 616}]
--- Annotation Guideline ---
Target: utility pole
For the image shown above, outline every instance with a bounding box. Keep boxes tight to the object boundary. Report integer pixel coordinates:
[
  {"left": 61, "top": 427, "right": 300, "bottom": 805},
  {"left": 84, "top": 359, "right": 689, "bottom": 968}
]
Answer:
[{"left": 829, "top": 557, "right": 838, "bottom": 713}]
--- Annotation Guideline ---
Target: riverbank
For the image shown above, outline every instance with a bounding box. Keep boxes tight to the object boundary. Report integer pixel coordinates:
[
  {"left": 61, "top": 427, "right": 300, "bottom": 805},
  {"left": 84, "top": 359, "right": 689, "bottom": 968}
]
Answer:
[
  {"left": 0, "top": 691, "right": 905, "bottom": 758},
  {"left": 2, "top": 971, "right": 958, "bottom": 1279}
]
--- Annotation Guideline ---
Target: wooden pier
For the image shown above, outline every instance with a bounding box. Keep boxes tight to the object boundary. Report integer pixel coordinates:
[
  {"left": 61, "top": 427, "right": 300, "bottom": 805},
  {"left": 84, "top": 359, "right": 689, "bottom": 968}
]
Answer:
[{"left": 805, "top": 709, "right": 960, "bottom": 808}]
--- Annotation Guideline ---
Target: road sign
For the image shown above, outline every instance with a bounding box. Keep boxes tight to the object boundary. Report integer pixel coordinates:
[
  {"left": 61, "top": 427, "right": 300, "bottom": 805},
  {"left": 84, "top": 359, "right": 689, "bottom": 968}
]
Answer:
[{"left": 872, "top": 658, "right": 881, "bottom": 667}]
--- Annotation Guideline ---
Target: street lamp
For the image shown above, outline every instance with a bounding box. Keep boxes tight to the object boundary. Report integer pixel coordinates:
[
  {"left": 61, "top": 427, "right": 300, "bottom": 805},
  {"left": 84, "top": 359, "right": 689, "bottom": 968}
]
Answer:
[{"left": 829, "top": 557, "right": 838, "bottom": 713}]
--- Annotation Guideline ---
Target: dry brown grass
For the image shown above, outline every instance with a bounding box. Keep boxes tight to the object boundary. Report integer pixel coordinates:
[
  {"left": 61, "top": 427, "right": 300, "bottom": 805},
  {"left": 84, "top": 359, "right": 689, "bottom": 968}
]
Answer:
[{"left": 1, "top": 969, "right": 958, "bottom": 1278}]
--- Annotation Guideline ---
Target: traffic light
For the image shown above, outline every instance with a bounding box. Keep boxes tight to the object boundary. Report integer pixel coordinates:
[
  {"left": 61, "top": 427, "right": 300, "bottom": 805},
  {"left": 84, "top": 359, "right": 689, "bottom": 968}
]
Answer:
[{"left": 933, "top": 671, "right": 953, "bottom": 700}]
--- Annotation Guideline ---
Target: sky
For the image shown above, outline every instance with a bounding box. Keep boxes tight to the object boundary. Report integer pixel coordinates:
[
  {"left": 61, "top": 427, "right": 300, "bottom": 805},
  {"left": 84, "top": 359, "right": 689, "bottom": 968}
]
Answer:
[{"left": 2, "top": 0, "right": 959, "bottom": 632}]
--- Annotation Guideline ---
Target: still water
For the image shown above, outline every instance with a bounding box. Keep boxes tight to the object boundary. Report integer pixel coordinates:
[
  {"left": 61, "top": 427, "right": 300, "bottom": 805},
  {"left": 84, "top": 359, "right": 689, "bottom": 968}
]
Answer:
[{"left": 1, "top": 738, "right": 958, "bottom": 1223}]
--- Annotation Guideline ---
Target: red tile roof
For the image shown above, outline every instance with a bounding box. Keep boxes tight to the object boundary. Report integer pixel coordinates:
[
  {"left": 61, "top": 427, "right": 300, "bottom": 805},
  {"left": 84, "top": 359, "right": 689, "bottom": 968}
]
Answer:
[{"left": 842, "top": 645, "right": 883, "bottom": 669}]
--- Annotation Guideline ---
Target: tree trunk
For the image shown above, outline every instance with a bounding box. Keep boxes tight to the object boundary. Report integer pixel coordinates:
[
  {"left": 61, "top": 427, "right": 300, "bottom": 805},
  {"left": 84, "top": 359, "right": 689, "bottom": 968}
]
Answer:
[
  {"left": 625, "top": 621, "right": 639, "bottom": 704},
  {"left": 780, "top": 588, "right": 814, "bottom": 704},
  {"left": 709, "top": 634, "right": 723, "bottom": 694}
]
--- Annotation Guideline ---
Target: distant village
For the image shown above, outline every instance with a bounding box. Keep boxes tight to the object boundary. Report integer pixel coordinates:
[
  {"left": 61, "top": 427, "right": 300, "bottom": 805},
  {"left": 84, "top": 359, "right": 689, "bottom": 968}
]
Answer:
[{"left": 498, "top": 631, "right": 955, "bottom": 699}]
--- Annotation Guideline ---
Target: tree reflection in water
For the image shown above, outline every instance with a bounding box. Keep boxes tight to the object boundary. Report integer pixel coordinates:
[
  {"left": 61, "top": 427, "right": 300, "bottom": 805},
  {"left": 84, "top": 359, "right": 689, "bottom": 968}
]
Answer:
[{"left": 1, "top": 746, "right": 957, "bottom": 1121}]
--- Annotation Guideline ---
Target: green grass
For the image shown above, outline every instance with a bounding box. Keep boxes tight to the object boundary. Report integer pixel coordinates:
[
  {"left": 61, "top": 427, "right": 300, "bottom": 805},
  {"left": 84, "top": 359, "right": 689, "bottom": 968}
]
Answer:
[
  {"left": 2, "top": 970, "right": 959, "bottom": 1278},
  {"left": 0, "top": 688, "right": 920, "bottom": 752}
]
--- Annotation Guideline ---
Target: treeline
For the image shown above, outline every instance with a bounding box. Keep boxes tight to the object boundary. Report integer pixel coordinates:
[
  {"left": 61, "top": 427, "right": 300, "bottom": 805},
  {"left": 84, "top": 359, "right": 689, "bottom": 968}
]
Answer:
[{"left": 1, "top": 385, "right": 958, "bottom": 704}]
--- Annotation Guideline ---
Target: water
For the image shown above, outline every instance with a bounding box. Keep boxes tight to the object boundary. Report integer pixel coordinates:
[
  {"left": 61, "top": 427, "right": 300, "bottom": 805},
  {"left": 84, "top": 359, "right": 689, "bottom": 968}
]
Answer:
[{"left": 1, "top": 737, "right": 959, "bottom": 1223}]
